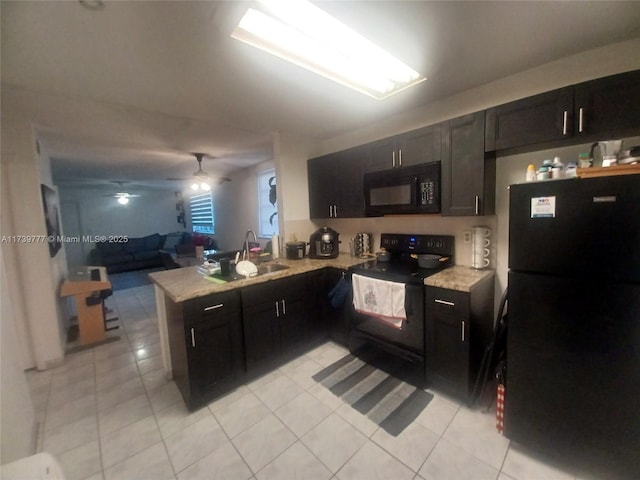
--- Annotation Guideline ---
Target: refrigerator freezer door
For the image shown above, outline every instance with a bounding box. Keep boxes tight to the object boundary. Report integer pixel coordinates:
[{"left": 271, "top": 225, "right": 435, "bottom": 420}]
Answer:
[
  {"left": 505, "top": 271, "right": 640, "bottom": 479},
  {"left": 508, "top": 175, "right": 640, "bottom": 282}
]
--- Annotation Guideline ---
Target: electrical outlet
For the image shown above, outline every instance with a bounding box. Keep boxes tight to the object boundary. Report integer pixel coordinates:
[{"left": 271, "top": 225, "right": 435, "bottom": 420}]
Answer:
[{"left": 463, "top": 231, "right": 472, "bottom": 243}]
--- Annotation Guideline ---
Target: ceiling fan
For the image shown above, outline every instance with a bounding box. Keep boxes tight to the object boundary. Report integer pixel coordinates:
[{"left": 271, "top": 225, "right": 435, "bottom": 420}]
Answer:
[
  {"left": 103, "top": 180, "right": 140, "bottom": 204},
  {"left": 166, "top": 153, "right": 231, "bottom": 191}
]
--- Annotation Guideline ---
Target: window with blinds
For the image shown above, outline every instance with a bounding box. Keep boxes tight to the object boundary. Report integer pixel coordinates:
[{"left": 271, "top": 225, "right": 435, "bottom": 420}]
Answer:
[{"left": 190, "top": 192, "right": 215, "bottom": 234}]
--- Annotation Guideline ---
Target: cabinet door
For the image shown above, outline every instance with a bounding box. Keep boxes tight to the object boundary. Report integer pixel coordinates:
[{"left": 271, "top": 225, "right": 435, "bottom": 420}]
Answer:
[
  {"left": 279, "top": 297, "right": 307, "bottom": 356},
  {"left": 485, "top": 87, "right": 573, "bottom": 151},
  {"left": 441, "top": 111, "right": 492, "bottom": 216},
  {"left": 574, "top": 69, "right": 640, "bottom": 138},
  {"left": 185, "top": 312, "right": 243, "bottom": 397},
  {"left": 366, "top": 137, "right": 397, "bottom": 172},
  {"left": 336, "top": 147, "right": 366, "bottom": 218},
  {"left": 308, "top": 154, "right": 338, "bottom": 219},
  {"left": 243, "top": 305, "right": 281, "bottom": 371},
  {"left": 426, "top": 287, "right": 470, "bottom": 398},
  {"left": 306, "top": 270, "right": 328, "bottom": 343},
  {"left": 398, "top": 124, "right": 442, "bottom": 168}
]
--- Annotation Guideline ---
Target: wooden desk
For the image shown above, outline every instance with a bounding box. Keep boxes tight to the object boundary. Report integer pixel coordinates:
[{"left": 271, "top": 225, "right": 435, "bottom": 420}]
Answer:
[{"left": 60, "top": 266, "right": 112, "bottom": 345}]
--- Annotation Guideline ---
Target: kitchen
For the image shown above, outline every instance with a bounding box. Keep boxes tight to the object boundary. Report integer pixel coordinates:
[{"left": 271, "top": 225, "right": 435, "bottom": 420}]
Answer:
[{"left": 2, "top": 1, "right": 640, "bottom": 479}]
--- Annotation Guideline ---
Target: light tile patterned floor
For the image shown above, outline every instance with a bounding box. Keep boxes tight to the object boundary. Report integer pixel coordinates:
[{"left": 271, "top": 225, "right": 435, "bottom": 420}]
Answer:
[{"left": 26, "top": 284, "right": 589, "bottom": 480}]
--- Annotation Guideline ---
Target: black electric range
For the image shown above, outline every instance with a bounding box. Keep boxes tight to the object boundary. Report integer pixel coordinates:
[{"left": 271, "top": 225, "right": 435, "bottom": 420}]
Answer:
[{"left": 349, "top": 233, "right": 455, "bottom": 284}]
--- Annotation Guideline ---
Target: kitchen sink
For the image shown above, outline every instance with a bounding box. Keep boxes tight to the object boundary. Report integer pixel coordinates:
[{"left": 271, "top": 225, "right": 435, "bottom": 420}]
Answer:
[
  {"left": 257, "top": 263, "right": 290, "bottom": 275},
  {"left": 209, "top": 262, "right": 290, "bottom": 283}
]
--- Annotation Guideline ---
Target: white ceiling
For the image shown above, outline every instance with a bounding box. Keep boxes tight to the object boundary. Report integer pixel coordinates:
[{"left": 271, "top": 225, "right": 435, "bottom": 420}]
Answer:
[{"left": 2, "top": 0, "right": 640, "bottom": 191}]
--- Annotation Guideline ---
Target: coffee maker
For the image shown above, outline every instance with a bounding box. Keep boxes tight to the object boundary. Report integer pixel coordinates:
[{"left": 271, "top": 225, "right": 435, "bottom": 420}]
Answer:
[{"left": 309, "top": 227, "right": 340, "bottom": 259}]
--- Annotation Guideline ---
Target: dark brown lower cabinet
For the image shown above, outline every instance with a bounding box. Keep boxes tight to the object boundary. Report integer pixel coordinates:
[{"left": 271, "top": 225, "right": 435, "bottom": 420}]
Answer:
[
  {"left": 167, "top": 289, "right": 244, "bottom": 410},
  {"left": 425, "top": 276, "right": 494, "bottom": 401},
  {"left": 241, "top": 274, "right": 309, "bottom": 377}
]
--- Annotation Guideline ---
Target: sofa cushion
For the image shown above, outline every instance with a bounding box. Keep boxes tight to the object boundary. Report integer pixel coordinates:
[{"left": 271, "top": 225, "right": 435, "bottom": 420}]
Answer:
[
  {"left": 143, "top": 233, "right": 163, "bottom": 251},
  {"left": 134, "top": 250, "right": 160, "bottom": 262},
  {"left": 102, "top": 252, "right": 134, "bottom": 265},
  {"left": 124, "top": 236, "right": 146, "bottom": 254},
  {"left": 163, "top": 232, "right": 184, "bottom": 251},
  {"left": 97, "top": 241, "right": 125, "bottom": 256}
]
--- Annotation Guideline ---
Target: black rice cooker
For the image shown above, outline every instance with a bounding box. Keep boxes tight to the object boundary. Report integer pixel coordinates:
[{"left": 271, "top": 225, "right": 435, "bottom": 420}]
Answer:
[
  {"left": 285, "top": 241, "right": 307, "bottom": 260},
  {"left": 309, "top": 227, "right": 340, "bottom": 259}
]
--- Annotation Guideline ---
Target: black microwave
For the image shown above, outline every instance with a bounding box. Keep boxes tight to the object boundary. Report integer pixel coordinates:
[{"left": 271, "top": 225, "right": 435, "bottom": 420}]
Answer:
[{"left": 363, "top": 162, "right": 440, "bottom": 216}]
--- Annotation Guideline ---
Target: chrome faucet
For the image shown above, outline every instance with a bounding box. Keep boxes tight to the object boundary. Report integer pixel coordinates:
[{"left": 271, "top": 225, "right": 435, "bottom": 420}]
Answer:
[{"left": 243, "top": 230, "right": 257, "bottom": 261}]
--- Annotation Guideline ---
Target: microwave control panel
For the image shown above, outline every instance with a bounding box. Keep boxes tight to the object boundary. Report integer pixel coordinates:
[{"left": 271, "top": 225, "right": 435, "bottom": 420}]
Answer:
[{"left": 419, "top": 178, "right": 436, "bottom": 206}]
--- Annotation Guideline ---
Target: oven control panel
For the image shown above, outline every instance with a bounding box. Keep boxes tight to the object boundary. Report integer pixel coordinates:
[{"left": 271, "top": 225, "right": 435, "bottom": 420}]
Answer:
[{"left": 380, "top": 233, "right": 454, "bottom": 256}]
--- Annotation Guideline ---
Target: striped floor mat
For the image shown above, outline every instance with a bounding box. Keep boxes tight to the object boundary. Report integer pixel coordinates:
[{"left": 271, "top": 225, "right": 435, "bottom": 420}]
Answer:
[{"left": 312, "top": 352, "right": 433, "bottom": 436}]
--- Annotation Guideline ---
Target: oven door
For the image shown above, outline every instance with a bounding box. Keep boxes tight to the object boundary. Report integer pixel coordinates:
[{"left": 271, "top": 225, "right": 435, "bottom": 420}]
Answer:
[{"left": 350, "top": 282, "right": 425, "bottom": 355}]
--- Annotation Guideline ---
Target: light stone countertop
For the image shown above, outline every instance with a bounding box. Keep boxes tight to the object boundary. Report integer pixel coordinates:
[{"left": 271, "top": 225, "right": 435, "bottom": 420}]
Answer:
[
  {"left": 424, "top": 265, "right": 494, "bottom": 292},
  {"left": 149, "top": 253, "right": 372, "bottom": 303}
]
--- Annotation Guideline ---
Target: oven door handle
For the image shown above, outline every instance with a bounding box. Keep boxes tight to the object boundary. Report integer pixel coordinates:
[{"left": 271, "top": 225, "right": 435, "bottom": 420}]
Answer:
[{"left": 404, "top": 286, "right": 412, "bottom": 318}]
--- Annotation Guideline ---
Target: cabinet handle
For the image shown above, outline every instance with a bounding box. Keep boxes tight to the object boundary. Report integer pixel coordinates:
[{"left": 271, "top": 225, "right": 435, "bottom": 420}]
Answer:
[
  {"left": 562, "top": 110, "right": 568, "bottom": 135},
  {"left": 474, "top": 195, "right": 480, "bottom": 215},
  {"left": 275, "top": 301, "right": 280, "bottom": 317},
  {"left": 191, "top": 328, "right": 196, "bottom": 347},
  {"left": 329, "top": 205, "right": 333, "bottom": 218},
  {"left": 399, "top": 149, "right": 403, "bottom": 167},
  {"left": 435, "top": 299, "right": 455, "bottom": 306},
  {"left": 334, "top": 205, "right": 338, "bottom": 218},
  {"left": 461, "top": 321, "right": 465, "bottom": 342},
  {"left": 281, "top": 299, "right": 286, "bottom": 315},
  {"left": 392, "top": 151, "right": 396, "bottom": 168},
  {"left": 204, "top": 303, "right": 223, "bottom": 312},
  {"left": 579, "top": 107, "right": 584, "bottom": 133}
]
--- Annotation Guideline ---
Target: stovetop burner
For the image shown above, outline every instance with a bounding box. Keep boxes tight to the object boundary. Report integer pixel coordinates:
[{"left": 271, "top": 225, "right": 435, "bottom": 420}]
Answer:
[{"left": 350, "top": 233, "right": 455, "bottom": 285}]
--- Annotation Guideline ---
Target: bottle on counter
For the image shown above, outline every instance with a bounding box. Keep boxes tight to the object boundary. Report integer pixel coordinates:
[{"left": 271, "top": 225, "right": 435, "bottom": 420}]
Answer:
[
  {"left": 551, "top": 156, "right": 564, "bottom": 179},
  {"left": 565, "top": 162, "right": 578, "bottom": 178},
  {"left": 537, "top": 160, "right": 552, "bottom": 180},
  {"left": 525, "top": 164, "right": 536, "bottom": 182},
  {"left": 578, "top": 152, "right": 592, "bottom": 168}
]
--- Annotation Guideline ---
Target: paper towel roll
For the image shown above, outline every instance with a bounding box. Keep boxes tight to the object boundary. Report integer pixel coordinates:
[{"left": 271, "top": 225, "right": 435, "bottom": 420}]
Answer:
[{"left": 272, "top": 234, "right": 280, "bottom": 259}]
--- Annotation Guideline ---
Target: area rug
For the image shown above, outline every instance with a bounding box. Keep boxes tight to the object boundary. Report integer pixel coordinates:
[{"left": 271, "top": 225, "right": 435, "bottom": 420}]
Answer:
[{"left": 312, "top": 351, "right": 433, "bottom": 436}]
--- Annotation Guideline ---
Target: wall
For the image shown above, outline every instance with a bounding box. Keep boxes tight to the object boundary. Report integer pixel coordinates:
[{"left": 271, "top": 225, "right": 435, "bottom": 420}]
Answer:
[
  {"left": 57, "top": 186, "right": 188, "bottom": 266},
  {"left": 214, "top": 159, "right": 275, "bottom": 253},
  {"left": 276, "top": 37, "right": 640, "bottom": 308},
  {"left": 0, "top": 254, "right": 36, "bottom": 464},
  {"left": 1, "top": 117, "right": 66, "bottom": 371}
]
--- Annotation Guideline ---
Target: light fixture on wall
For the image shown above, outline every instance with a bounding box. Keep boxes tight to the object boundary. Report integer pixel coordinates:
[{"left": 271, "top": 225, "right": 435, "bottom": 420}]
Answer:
[{"left": 231, "top": 0, "right": 426, "bottom": 99}]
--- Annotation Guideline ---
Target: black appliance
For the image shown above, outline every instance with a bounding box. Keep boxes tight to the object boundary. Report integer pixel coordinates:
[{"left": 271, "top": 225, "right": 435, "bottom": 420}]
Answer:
[
  {"left": 309, "top": 227, "right": 340, "bottom": 259},
  {"left": 506, "top": 175, "right": 640, "bottom": 480},
  {"left": 363, "top": 162, "right": 440, "bottom": 216},
  {"left": 349, "top": 233, "right": 454, "bottom": 385},
  {"left": 285, "top": 241, "right": 307, "bottom": 260}
]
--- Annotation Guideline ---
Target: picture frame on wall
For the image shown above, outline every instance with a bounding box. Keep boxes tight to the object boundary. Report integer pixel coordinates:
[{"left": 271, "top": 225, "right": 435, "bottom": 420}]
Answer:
[{"left": 41, "top": 184, "right": 61, "bottom": 257}]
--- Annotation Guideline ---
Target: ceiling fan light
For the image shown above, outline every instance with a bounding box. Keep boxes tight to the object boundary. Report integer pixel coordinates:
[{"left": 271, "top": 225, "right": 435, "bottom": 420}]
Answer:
[
  {"left": 117, "top": 196, "right": 129, "bottom": 205},
  {"left": 201, "top": 182, "right": 211, "bottom": 191},
  {"left": 191, "top": 182, "right": 199, "bottom": 191}
]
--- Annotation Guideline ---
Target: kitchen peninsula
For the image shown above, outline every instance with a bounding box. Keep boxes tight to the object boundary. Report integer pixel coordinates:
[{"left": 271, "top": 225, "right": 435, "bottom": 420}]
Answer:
[{"left": 150, "top": 255, "right": 494, "bottom": 409}]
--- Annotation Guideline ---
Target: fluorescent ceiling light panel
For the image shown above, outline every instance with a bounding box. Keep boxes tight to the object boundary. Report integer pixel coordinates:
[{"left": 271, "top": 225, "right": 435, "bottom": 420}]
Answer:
[{"left": 231, "top": 0, "right": 426, "bottom": 99}]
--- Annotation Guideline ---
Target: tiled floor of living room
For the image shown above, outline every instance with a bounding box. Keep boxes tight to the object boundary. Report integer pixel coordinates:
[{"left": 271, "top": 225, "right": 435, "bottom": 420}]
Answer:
[{"left": 27, "top": 282, "right": 585, "bottom": 480}]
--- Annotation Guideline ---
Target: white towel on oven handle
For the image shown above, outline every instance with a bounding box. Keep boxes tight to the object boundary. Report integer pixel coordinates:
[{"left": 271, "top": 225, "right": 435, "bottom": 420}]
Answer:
[{"left": 352, "top": 274, "right": 406, "bottom": 329}]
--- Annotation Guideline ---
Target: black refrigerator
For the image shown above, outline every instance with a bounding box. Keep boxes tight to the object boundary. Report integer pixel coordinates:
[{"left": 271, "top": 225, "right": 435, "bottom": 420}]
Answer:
[{"left": 505, "top": 174, "right": 640, "bottom": 480}]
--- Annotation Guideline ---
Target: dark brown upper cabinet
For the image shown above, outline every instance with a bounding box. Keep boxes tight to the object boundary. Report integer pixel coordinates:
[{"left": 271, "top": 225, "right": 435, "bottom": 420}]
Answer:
[
  {"left": 573, "top": 69, "right": 640, "bottom": 138},
  {"left": 308, "top": 146, "right": 367, "bottom": 219},
  {"left": 365, "top": 124, "right": 442, "bottom": 172},
  {"left": 486, "top": 70, "right": 640, "bottom": 153},
  {"left": 442, "top": 112, "right": 495, "bottom": 216},
  {"left": 485, "top": 88, "right": 574, "bottom": 152}
]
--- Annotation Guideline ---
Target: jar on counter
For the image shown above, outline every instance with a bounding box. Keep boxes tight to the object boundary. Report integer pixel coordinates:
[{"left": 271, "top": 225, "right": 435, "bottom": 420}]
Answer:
[
  {"left": 525, "top": 164, "right": 536, "bottom": 182},
  {"left": 551, "top": 157, "right": 564, "bottom": 179},
  {"left": 578, "top": 152, "right": 592, "bottom": 168},
  {"left": 565, "top": 162, "right": 577, "bottom": 178}
]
